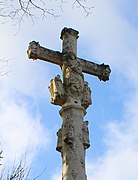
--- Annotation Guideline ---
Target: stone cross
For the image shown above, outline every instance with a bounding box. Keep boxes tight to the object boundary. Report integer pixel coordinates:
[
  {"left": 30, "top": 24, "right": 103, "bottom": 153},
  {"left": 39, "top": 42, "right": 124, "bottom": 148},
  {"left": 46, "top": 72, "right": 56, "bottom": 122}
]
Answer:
[{"left": 27, "top": 27, "right": 111, "bottom": 180}]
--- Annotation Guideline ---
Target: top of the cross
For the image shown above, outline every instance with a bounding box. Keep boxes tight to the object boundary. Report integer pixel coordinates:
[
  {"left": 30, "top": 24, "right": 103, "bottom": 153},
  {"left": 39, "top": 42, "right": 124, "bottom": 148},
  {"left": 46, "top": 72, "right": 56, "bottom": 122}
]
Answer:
[
  {"left": 27, "top": 27, "right": 111, "bottom": 82},
  {"left": 60, "top": 27, "right": 79, "bottom": 40}
]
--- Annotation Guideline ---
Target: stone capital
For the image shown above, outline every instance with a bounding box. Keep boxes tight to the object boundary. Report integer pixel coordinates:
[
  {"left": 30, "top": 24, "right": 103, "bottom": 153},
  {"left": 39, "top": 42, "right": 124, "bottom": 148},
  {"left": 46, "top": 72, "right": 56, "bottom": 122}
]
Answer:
[{"left": 60, "top": 27, "right": 79, "bottom": 40}]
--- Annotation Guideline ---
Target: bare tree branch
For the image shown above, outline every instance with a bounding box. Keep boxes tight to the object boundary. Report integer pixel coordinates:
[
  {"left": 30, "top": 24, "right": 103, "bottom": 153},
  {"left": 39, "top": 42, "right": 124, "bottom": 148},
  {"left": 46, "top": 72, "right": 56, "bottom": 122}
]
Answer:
[
  {"left": 0, "top": 58, "right": 10, "bottom": 76},
  {"left": 0, "top": 157, "right": 31, "bottom": 180},
  {"left": 0, "top": 155, "right": 46, "bottom": 180},
  {"left": 73, "top": 0, "right": 94, "bottom": 16},
  {"left": 0, "top": 0, "right": 93, "bottom": 25},
  {"left": 0, "top": 145, "right": 46, "bottom": 180},
  {"left": 0, "top": 151, "right": 3, "bottom": 166},
  {"left": 32, "top": 166, "right": 47, "bottom": 180},
  {"left": 6, "top": 158, "right": 31, "bottom": 180}
]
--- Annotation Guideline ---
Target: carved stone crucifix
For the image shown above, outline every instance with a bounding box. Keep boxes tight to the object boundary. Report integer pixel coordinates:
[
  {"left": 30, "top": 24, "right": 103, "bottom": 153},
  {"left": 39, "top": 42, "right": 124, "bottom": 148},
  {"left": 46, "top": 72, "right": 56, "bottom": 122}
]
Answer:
[{"left": 27, "top": 28, "right": 111, "bottom": 180}]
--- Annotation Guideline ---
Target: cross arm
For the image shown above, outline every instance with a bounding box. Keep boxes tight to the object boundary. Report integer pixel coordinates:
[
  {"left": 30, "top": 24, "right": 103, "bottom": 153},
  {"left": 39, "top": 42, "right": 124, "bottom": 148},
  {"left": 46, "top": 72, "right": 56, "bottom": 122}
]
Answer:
[
  {"left": 27, "top": 41, "right": 63, "bottom": 66},
  {"left": 27, "top": 41, "right": 111, "bottom": 82},
  {"left": 78, "top": 58, "right": 111, "bottom": 82}
]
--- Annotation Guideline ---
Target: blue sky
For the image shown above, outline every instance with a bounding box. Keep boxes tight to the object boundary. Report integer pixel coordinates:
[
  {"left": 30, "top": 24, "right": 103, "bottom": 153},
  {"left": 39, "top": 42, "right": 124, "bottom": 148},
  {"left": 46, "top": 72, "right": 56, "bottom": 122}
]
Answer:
[{"left": 0, "top": 0, "right": 138, "bottom": 179}]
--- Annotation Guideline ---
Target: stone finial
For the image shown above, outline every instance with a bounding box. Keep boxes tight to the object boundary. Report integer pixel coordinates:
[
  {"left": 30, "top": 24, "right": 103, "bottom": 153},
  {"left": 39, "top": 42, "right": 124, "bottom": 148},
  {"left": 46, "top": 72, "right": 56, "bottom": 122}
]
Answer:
[
  {"left": 60, "top": 27, "right": 79, "bottom": 55},
  {"left": 60, "top": 27, "right": 79, "bottom": 40}
]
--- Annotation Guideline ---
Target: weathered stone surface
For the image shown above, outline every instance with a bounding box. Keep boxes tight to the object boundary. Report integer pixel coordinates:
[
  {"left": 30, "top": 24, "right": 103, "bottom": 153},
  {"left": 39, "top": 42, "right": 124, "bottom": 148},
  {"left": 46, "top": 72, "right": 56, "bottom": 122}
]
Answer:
[
  {"left": 60, "top": 105, "right": 87, "bottom": 180},
  {"left": 27, "top": 27, "right": 111, "bottom": 180},
  {"left": 59, "top": 28, "right": 89, "bottom": 180},
  {"left": 56, "top": 127, "right": 62, "bottom": 152},
  {"left": 27, "top": 34, "right": 111, "bottom": 82},
  {"left": 49, "top": 75, "right": 65, "bottom": 106},
  {"left": 82, "top": 81, "right": 92, "bottom": 109},
  {"left": 60, "top": 28, "right": 79, "bottom": 55},
  {"left": 82, "top": 121, "right": 90, "bottom": 149}
]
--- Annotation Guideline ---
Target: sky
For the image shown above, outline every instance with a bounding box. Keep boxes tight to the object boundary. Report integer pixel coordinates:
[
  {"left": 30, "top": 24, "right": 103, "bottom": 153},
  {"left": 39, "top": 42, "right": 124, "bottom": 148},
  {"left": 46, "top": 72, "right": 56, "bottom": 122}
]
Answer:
[{"left": 0, "top": 0, "right": 138, "bottom": 179}]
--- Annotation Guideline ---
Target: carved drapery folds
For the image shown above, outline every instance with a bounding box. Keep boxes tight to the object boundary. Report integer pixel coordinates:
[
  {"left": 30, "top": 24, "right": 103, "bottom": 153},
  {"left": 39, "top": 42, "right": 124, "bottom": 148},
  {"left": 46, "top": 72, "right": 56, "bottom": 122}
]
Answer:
[
  {"left": 56, "top": 117, "right": 90, "bottom": 153},
  {"left": 49, "top": 53, "right": 92, "bottom": 109},
  {"left": 49, "top": 75, "right": 65, "bottom": 106},
  {"left": 62, "top": 53, "right": 84, "bottom": 105}
]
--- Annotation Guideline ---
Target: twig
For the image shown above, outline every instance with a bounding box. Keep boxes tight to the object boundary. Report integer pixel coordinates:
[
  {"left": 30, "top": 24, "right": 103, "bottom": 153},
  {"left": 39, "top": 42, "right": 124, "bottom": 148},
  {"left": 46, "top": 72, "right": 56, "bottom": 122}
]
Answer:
[{"left": 73, "top": 0, "right": 94, "bottom": 16}]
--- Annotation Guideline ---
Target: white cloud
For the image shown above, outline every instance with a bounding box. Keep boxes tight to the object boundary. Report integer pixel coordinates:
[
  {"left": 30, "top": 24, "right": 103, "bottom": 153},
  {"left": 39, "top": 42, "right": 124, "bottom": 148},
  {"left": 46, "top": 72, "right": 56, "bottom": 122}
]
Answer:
[
  {"left": 6, "top": 59, "right": 50, "bottom": 98},
  {"left": 51, "top": 169, "right": 61, "bottom": 180},
  {"left": 0, "top": 0, "right": 138, "bottom": 179},
  {"left": 79, "top": 1, "right": 138, "bottom": 180},
  {"left": 0, "top": 21, "right": 52, "bottom": 170},
  {"left": 87, "top": 149, "right": 138, "bottom": 180},
  {"left": 86, "top": 87, "right": 138, "bottom": 180},
  {"left": 49, "top": 1, "right": 138, "bottom": 179},
  {"left": 0, "top": 90, "right": 50, "bottom": 168},
  {"left": 0, "top": 23, "right": 51, "bottom": 99}
]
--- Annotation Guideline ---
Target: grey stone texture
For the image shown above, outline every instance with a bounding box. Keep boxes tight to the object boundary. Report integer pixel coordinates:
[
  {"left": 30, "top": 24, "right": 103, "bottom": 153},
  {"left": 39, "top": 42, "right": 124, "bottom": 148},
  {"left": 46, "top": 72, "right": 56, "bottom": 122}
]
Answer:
[{"left": 27, "top": 27, "right": 111, "bottom": 180}]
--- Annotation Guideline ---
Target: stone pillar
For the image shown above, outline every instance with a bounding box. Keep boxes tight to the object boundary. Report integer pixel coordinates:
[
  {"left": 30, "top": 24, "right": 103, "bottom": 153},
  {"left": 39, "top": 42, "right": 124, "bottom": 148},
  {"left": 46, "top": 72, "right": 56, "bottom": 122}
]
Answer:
[
  {"left": 52, "top": 28, "right": 91, "bottom": 180},
  {"left": 56, "top": 28, "right": 90, "bottom": 180},
  {"left": 28, "top": 27, "right": 111, "bottom": 180},
  {"left": 60, "top": 105, "right": 87, "bottom": 180}
]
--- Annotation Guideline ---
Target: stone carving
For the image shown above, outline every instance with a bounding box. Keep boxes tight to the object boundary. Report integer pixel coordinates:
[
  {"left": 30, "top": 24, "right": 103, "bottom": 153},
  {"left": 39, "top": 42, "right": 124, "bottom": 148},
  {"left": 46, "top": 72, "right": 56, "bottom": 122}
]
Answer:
[
  {"left": 49, "top": 75, "right": 65, "bottom": 106},
  {"left": 27, "top": 27, "right": 111, "bottom": 180},
  {"left": 82, "top": 121, "right": 90, "bottom": 149},
  {"left": 81, "top": 81, "right": 92, "bottom": 109},
  {"left": 56, "top": 128, "right": 62, "bottom": 152},
  {"left": 62, "top": 53, "right": 84, "bottom": 101},
  {"left": 27, "top": 41, "right": 40, "bottom": 59},
  {"left": 63, "top": 115, "right": 74, "bottom": 144},
  {"left": 98, "top": 63, "right": 111, "bottom": 81},
  {"left": 63, "top": 124, "right": 74, "bottom": 144},
  {"left": 62, "top": 53, "right": 83, "bottom": 82},
  {"left": 70, "top": 54, "right": 82, "bottom": 74},
  {"left": 61, "top": 27, "right": 79, "bottom": 40}
]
